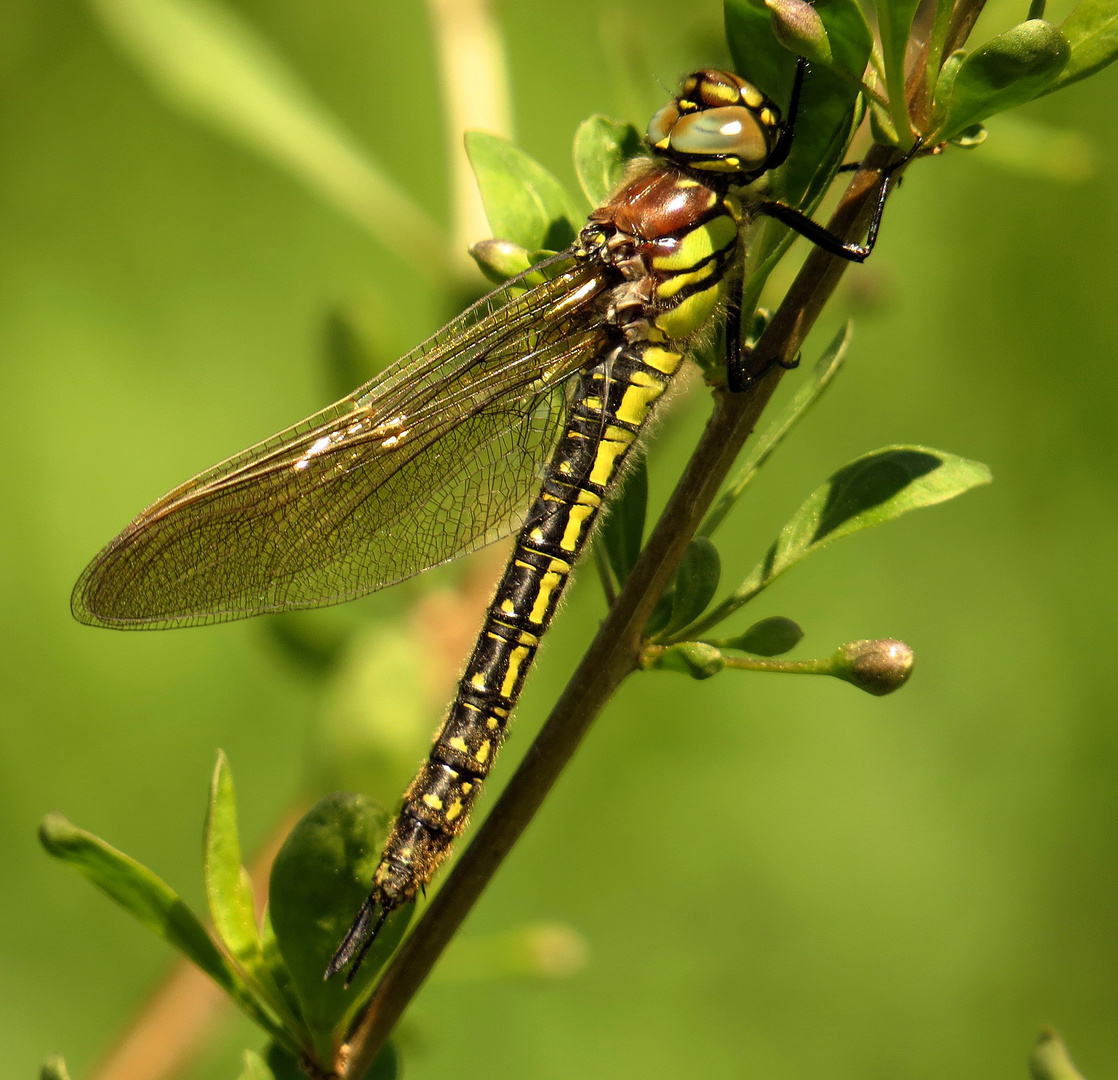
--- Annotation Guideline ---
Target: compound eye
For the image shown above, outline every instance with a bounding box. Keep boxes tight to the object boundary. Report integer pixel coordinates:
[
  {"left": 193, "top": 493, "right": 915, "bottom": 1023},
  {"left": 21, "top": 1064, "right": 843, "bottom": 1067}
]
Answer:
[
  {"left": 669, "top": 105, "right": 770, "bottom": 167},
  {"left": 646, "top": 101, "right": 681, "bottom": 148}
]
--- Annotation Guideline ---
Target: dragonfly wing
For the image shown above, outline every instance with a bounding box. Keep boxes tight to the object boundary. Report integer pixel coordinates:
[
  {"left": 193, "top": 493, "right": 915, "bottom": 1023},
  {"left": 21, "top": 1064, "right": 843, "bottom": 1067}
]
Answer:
[{"left": 73, "top": 261, "right": 612, "bottom": 628}]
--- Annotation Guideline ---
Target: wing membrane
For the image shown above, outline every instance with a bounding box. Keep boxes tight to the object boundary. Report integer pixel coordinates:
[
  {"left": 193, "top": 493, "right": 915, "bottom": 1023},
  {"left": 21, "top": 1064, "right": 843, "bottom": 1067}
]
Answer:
[{"left": 73, "top": 259, "right": 611, "bottom": 627}]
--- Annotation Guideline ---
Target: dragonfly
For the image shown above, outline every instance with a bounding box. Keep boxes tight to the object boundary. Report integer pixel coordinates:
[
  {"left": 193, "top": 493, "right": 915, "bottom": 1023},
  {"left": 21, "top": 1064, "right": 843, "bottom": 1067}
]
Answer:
[{"left": 72, "top": 59, "right": 910, "bottom": 982}]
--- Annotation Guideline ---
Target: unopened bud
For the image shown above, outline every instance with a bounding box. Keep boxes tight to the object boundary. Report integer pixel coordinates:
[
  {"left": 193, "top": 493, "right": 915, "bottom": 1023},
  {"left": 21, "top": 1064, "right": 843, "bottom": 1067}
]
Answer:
[
  {"left": 765, "top": 0, "right": 832, "bottom": 66},
  {"left": 833, "top": 638, "right": 913, "bottom": 696},
  {"left": 469, "top": 238, "right": 532, "bottom": 283}
]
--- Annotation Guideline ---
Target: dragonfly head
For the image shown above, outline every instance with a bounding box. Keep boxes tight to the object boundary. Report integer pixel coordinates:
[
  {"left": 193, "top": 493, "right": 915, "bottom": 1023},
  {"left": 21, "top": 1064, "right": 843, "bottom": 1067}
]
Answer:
[{"left": 647, "top": 69, "right": 788, "bottom": 181}]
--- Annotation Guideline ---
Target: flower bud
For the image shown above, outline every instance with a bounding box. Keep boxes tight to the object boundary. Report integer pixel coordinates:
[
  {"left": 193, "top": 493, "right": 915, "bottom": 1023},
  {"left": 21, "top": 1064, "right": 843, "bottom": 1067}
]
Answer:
[{"left": 833, "top": 638, "right": 913, "bottom": 695}]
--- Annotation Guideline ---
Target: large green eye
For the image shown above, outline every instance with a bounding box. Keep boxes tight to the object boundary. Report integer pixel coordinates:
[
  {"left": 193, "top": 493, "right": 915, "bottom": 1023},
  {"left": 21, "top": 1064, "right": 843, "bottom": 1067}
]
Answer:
[
  {"left": 669, "top": 105, "right": 769, "bottom": 167},
  {"left": 647, "top": 101, "right": 681, "bottom": 148}
]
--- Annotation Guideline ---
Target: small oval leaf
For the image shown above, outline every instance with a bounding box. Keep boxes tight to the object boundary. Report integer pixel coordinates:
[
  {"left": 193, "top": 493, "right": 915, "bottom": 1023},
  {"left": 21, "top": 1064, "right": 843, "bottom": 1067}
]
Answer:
[
  {"left": 268, "top": 793, "right": 410, "bottom": 1053},
  {"left": 718, "top": 615, "right": 805, "bottom": 656},
  {"left": 573, "top": 116, "right": 644, "bottom": 206},
  {"left": 465, "top": 131, "right": 581, "bottom": 251},
  {"left": 941, "top": 21, "right": 1070, "bottom": 139},
  {"left": 661, "top": 537, "right": 722, "bottom": 638}
]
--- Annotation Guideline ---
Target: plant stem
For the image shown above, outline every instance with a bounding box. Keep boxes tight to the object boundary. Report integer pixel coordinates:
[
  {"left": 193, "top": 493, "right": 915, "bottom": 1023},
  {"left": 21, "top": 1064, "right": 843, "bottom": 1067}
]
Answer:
[{"left": 339, "top": 141, "right": 909, "bottom": 1079}]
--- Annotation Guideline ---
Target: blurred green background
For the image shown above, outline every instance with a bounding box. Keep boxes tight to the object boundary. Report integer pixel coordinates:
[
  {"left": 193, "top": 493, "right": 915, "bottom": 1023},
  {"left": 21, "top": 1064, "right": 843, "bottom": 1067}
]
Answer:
[{"left": 4, "top": 0, "right": 1118, "bottom": 1078}]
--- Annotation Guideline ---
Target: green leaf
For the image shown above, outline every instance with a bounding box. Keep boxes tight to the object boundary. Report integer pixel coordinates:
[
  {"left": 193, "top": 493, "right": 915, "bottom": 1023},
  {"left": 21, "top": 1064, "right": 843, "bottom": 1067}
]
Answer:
[
  {"left": 260, "top": 907, "right": 308, "bottom": 1033},
  {"left": 573, "top": 116, "right": 644, "bottom": 206},
  {"left": 1030, "top": 1028, "right": 1088, "bottom": 1080},
  {"left": 234, "top": 1050, "right": 276, "bottom": 1080},
  {"left": 268, "top": 793, "right": 411, "bottom": 1057},
  {"left": 741, "top": 446, "right": 990, "bottom": 600},
  {"left": 939, "top": 21, "right": 1071, "bottom": 140},
  {"left": 85, "top": 0, "right": 444, "bottom": 278},
  {"left": 873, "top": 0, "right": 921, "bottom": 142},
  {"left": 38, "top": 813, "right": 292, "bottom": 1048},
  {"left": 1045, "top": 0, "right": 1118, "bottom": 92},
  {"left": 702, "top": 321, "right": 851, "bottom": 538},
  {"left": 659, "top": 537, "right": 721, "bottom": 640},
  {"left": 690, "top": 446, "right": 991, "bottom": 636},
  {"left": 204, "top": 752, "right": 262, "bottom": 973},
  {"left": 599, "top": 455, "right": 648, "bottom": 590},
  {"left": 465, "top": 132, "right": 581, "bottom": 251},
  {"left": 726, "top": 0, "right": 872, "bottom": 202},
  {"left": 40, "top": 1055, "right": 71, "bottom": 1080},
  {"left": 263, "top": 1044, "right": 305, "bottom": 1080},
  {"left": 713, "top": 615, "right": 805, "bottom": 655}
]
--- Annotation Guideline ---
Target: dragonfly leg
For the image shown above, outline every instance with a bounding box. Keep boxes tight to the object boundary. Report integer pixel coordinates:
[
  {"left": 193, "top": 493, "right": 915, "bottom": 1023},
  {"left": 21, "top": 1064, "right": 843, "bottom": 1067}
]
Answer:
[{"left": 756, "top": 137, "right": 924, "bottom": 263}]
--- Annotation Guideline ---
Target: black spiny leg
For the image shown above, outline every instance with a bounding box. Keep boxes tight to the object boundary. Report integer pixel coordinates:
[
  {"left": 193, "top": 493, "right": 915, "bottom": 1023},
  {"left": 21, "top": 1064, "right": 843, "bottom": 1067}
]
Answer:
[{"left": 756, "top": 138, "right": 923, "bottom": 264}]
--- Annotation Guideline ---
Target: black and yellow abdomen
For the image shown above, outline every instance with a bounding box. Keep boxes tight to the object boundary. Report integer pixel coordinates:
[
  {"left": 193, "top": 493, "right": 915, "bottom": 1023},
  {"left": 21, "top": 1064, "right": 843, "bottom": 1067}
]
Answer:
[{"left": 334, "top": 163, "right": 746, "bottom": 967}]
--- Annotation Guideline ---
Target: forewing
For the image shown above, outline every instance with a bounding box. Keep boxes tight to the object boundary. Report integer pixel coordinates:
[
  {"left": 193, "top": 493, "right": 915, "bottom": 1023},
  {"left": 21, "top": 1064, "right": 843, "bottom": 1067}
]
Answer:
[{"left": 73, "top": 261, "right": 611, "bottom": 628}]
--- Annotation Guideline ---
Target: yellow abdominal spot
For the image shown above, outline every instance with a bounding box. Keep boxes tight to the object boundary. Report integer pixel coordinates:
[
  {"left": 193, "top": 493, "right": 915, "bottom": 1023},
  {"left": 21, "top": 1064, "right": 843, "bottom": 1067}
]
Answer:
[
  {"left": 559, "top": 504, "right": 594, "bottom": 552},
  {"left": 615, "top": 371, "right": 665, "bottom": 426},
  {"left": 500, "top": 646, "right": 531, "bottom": 698},
  {"left": 500, "top": 599, "right": 515, "bottom": 615},
  {"left": 476, "top": 740, "right": 492, "bottom": 764},
  {"left": 529, "top": 570, "right": 562, "bottom": 623},
  {"left": 422, "top": 793, "right": 443, "bottom": 811},
  {"left": 461, "top": 782, "right": 473, "bottom": 794},
  {"left": 470, "top": 673, "right": 488, "bottom": 691},
  {"left": 445, "top": 799, "right": 464, "bottom": 822},
  {"left": 449, "top": 736, "right": 469, "bottom": 753},
  {"left": 486, "top": 716, "right": 499, "bottom": 730},
  {"left": 641, "top": 347, "right": 683, "bottom": 375},
  {"left": 589, "top": 439, "right": 628, "bottom": 486}
]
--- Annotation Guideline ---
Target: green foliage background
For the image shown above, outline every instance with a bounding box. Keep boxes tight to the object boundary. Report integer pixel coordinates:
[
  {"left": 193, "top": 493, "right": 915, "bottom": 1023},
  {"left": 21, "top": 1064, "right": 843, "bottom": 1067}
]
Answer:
[{"left": 4, "top": 0, "right": 1118, "bottom": 1078}]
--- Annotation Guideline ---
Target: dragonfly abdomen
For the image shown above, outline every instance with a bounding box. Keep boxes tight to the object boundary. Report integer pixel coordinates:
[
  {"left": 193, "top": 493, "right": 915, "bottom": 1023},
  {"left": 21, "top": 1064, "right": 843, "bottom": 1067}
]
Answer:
[{"left": 329, "top": 164, "right": 743, "bottom": 979}]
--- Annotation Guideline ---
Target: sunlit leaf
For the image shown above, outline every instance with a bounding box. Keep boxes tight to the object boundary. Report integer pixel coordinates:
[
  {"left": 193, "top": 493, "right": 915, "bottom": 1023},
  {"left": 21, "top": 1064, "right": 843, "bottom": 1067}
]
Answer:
[
  {"left": 40, "top": 1056, "right": 71, "bottom": 1080},
  {"left": 873, "top": 0, "right": 921, "bottom": 139},
  {"left": 234, "top": 1050, "right": 276, "bottom": 1080},
  {"left": 39, "top": 813, "right": 293, "bottom": 1048},
  {"left": 939, "top": 21, "right": 1070, "bottom": 139},
  {"left": 1030, "top": 1028, "right": 1088, "bottom": 1080},
  {"left": 573, "top": 116, "right": 644, "bottom": 206},
  {"left": 85, "top": 0, "right": 443, "bottom": 277},
  {"left": 465, "top": 132, "right": 581, "bottom": 251},
  {"left": 1045, "top": 0, "right": 1118, "bottom": 93}
]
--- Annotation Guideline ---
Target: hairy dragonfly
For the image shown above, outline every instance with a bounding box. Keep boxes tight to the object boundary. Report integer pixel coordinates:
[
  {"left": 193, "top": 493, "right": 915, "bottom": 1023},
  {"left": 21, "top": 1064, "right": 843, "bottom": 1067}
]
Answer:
[{"left": 73, "top": 60, "right": 908, "bottom": 981}]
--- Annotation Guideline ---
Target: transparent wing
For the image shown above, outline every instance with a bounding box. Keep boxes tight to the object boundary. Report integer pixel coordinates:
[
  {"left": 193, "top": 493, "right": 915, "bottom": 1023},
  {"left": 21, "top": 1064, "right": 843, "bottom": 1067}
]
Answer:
[{"left": 73, "top": 259, "right": 612, "bottom": 628}]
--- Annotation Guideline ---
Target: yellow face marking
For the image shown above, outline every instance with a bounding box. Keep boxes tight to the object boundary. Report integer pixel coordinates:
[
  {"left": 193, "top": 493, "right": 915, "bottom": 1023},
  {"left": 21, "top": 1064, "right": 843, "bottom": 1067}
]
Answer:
[
  {"left": 655, "top": 280, "right": 725, "bottom": 340},
  {"left": 449, "top": 736, "right": 469, "bottom": 753},
  {"left": 642, "top": 347, "right": 683, "bottom": 375},
  {"left": 445, "top": 799, "right": 464, "bottom": 822},
  {"left": 559, "top": 504, "right": 594, "bottom": 552},
  {"left": 476, "top": 740, "right": 492, "bottom": 764},
  {"left": 615, "top": 371, "right": 665, "bottom": 426},
  {"left": 589, "top": 439, "right": 628, "bottom": 486},
  {"left": 760, "top": 108, "right": 776, "bottom": 127},
  {"left": 657, "top": 260, "right": 715, "bottom": 300},
  {"left": 422, "top": 793, "right": 444, "bottom": 811},
  {"left": 651, "top": 214, "right": 738, "bottom": 271},
  {"left": 500, "top": 645, "right": 531, "bottom": 698},
  {"left": 529, "top": 570, "right": 563, "bottom": 623},
  {"left": 704, "top": 80, "right": 741, "bottom": 106},
  {"left": 741, "top": 84, "right": 764, "bottom": 108}
]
